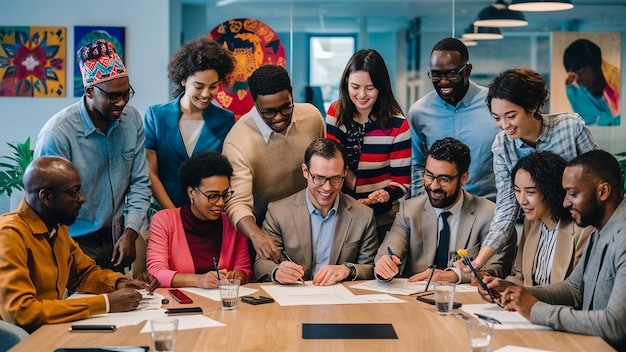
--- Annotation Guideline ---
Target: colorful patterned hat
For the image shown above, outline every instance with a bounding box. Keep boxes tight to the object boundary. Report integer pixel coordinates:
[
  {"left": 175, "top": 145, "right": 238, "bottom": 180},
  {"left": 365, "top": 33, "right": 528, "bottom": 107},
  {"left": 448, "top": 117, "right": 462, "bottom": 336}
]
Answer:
[{"left": 77, "top": 39, "right": 128, "bottom": 87}]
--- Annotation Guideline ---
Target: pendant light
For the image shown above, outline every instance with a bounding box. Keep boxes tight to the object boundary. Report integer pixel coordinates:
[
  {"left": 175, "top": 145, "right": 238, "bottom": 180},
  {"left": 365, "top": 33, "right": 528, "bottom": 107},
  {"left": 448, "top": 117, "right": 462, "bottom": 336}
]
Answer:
[
  {"left": 508, "top": 0, "right": 573, "bottom": 12},
  {"left": 474, "top": 0, "right": 528, "bottom": 27},
  {"left": 462, "top": 24, "right": 503, "bottom": 40}
]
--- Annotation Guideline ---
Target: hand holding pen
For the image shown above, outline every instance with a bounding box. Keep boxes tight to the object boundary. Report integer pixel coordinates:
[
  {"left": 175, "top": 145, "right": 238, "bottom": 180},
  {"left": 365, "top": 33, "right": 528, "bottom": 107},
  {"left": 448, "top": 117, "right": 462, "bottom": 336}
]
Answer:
[
  {"left": 461, "top": 256, "right": 503, "bottom": 308},
  {"left": 277, "top": 250, "right": 305, "bottom": 284},
  {"left": 374, "top": 247, "right": 401, "bottom": 280}
]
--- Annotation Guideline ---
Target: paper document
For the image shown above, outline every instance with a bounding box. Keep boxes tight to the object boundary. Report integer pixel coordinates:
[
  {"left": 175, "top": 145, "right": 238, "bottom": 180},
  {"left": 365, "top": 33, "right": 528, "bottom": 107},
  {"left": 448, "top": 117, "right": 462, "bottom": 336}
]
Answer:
[
  {"left": 68, "top": 291, "right": 167, "bottom": 327},
  {"left": 461, "top": 304, "right": 552, "bottom": 330},
  {"left": 352, "top": 294, "right": 406, "bottom": 304},
  {"left": 351, "top": 278, "right": 477, "bottom": 295},
  {"left": 260, "top": 281, "right": 360, "bottom": 306},
  {"left": 139, "top": 314, "right": 225, "bottom": 333},
  {"left": 180, "top": 286, "right": 257, "bottom": 301},
  {"left": 494, "top": 346, "right": 551, "bottom": 352}
]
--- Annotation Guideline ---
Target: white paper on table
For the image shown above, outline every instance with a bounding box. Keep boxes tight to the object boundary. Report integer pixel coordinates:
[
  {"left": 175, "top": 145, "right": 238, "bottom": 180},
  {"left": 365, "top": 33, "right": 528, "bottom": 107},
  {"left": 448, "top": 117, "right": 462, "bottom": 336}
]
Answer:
[
  {"left": 350, "top": 294, "right": 406, "bottom": 304},
  {"left": 351, "top": 278, "right": 477, "bottom": 295},
  {"left": 259, "top": 281, "right": 361, "bottom": 306},
  {"left": 494, "top": 345, "right": 551, "bottom": 352},
  {"left": 139, "top": 314, "right": 225, "bottom": 333},
  {"left": 180, "top": 286, "right": 257, "bottom": 301},
  {"left": 461, "top": 304, "right": 552, "bottom": 330},
  {"left": 68, "top": 291, "right": 168, "bottom": 327}
]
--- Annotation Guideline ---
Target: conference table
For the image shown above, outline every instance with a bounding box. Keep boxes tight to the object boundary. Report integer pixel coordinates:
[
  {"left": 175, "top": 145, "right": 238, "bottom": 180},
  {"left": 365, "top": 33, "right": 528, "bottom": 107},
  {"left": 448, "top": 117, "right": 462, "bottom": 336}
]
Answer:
[{"left": 12, "top": 282, "right": 614, "bottom": 351}]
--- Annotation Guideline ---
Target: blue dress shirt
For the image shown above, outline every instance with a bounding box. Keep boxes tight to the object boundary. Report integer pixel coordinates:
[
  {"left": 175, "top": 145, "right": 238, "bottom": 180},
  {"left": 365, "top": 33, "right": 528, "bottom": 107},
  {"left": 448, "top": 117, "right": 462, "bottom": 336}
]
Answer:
[{"left": 305, "top": 190, "right": 339, "bottom": 275}]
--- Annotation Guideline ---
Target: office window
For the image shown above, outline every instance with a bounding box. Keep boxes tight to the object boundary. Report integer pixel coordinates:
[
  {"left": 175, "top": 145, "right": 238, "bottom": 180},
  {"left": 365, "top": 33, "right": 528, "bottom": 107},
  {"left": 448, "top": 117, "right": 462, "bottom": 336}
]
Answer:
[{"left": 308, "top": 36, "right": 355, "bottom": 112}]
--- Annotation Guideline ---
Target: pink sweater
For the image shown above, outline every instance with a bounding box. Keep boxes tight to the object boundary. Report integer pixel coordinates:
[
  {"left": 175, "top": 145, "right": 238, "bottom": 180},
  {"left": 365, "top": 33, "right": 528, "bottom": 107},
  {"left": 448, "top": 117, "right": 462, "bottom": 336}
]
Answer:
[{"left": 147, "top": 209, "right": 252, "bottom": 287}]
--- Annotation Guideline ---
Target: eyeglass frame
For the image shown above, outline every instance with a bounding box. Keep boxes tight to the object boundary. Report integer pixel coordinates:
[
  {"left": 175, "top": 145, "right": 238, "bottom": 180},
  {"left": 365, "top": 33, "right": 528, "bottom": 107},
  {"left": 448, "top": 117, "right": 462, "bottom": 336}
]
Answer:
[
  {"left": 422, "top": 170, "right": 460, "bottom": 186},
  {"left": 255, "top": 101, "right": 295, "bottom": 119},
  {"left": 193, "top": 187, "right": 234, "bottom": 204},
  {"left": 92, "top": 84, "right": 135, "bottom": 104},
  {"left": 427, "top": 64, "right": 468, "bottom": 82},
  {"left": 307, "top": 170, "right": 346, "bottom": 187},
  {"left": 42, "top": 187, "right": 83, "bottom": 200}
]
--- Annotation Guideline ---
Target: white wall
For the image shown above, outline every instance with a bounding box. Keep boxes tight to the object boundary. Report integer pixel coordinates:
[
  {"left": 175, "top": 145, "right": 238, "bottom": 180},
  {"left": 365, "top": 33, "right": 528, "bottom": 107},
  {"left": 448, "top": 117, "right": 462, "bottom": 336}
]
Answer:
[{"left": 0, "top": 0, "right": 172, "bottom": 151}]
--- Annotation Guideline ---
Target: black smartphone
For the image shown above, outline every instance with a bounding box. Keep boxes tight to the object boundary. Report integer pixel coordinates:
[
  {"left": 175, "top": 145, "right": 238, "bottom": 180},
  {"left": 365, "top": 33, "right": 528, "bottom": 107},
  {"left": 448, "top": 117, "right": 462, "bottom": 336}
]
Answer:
[
  {"left": 241, "top": 296, "right": 275, "bottom": 305},
  {"left": 68, "top": 325, "right": 117, "bottom": 333},
  {"left": 168, "top": 289, "right": 193, "bottom": 304},
  {"left": 416, "top": 296, "right": 462, "bottom": 309},
  {"left": 165, "top": 307, "right": 203, "bottom": 315}
]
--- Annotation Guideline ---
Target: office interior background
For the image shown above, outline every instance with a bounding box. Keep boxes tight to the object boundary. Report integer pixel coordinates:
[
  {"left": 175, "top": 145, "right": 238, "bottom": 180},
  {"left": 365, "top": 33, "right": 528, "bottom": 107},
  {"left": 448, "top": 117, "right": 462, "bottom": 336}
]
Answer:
[{"left": 0, "top": 0, "right": 625, "bottom": 211}]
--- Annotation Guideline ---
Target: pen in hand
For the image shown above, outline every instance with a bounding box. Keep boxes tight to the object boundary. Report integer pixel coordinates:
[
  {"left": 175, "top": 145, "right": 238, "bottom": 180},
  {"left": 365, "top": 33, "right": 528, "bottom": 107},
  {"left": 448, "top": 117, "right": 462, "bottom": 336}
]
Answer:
[
  {"left": 424, "top": 264, "right": 437, "bottom": 292},
  {"left": 462, "top": 257, "right": 502, "bottom": 307},
  {"left": 213, "top": 257, "right": 221, "bottom": 282},
  {"left": 280, "top": 249, "right": 305, "bottom": 284}
]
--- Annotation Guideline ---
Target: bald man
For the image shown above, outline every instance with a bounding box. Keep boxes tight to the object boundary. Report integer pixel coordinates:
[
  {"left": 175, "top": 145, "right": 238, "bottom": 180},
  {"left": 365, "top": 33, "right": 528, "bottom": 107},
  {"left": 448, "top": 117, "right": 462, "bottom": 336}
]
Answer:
[{"left": 0, "top": 156, "right": 157, "bottom": 333}]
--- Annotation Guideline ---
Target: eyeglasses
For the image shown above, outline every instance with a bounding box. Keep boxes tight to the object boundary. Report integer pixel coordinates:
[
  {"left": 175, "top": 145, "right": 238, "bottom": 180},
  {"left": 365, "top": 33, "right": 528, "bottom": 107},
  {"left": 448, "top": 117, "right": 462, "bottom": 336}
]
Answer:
[
  {"left": 194, "top": 187, "right": 234, "bottom": 204},
  {"left": 44, "top": 187, "right": 83, "bottom": 200},
  {"left": 422, "top": 171, "right": 459, "bottom": 186},
  {"left": 308, "top": 171, "right": 345, "bottom": 187},
  {"left": 93, "top": 85, "right": 135, "bottom": 104},
  {"left": 257, "top": 102, "right": 294, "bottom": 119},
  {"left": 427, "top": 65, "right": 467, "bottom": 82}
]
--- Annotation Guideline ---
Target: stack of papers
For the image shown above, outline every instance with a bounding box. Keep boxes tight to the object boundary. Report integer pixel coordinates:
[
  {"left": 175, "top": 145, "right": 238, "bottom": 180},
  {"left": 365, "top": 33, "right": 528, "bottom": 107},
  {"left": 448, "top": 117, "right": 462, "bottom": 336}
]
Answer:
[
  {"left": 461, "top": 304, "right": 552, "bottom": 330},
  {"left": 351, "top": 278, "right": 477, "bottom": 295}
]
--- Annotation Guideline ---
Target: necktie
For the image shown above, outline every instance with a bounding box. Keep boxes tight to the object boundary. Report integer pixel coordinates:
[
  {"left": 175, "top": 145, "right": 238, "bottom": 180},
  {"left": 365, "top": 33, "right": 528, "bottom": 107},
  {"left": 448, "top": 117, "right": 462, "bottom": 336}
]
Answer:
[{"left": 436, "top": 211, "right": 451, "bottom": 269}]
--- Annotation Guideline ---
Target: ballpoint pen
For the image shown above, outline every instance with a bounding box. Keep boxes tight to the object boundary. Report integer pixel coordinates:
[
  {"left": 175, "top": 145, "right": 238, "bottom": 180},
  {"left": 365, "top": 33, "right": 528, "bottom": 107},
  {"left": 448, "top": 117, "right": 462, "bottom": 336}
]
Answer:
[
  {"left": 424, "top": 264, "right": 437, "bottom": 292},
  {"left": 280, "top": 249, "right": 305, "bottom": 284},
  {"left": 387, "top": 246, "right": 394, "bottom": 259},
  {"left": 461, "top": 256, "right": 502, "bottom": 307},
  {"left": 213, "top": 257, "right": 221, "bottom": 281},
  {"left": 474, "top": 313, "right": 502, "bottom": 325}
]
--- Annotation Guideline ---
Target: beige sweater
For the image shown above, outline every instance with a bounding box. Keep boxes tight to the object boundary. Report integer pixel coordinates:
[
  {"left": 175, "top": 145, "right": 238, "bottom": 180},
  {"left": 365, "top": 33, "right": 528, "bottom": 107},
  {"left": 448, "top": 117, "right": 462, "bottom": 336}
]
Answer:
[{"left": 223, "top": 103, "right": 325, "bottom": 228}]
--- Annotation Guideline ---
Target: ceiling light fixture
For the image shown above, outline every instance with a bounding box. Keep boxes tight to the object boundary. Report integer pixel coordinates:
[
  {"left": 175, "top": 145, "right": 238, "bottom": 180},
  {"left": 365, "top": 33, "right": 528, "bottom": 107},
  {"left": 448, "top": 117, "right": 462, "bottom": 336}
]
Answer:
[
  {"left": 474, "top": 0, "right": 528, "bottom": 27},
  {"left": 508, "top": 0, "right": 573, "bottom": 12},
  {"left": 462, "top": 25, "right": 504, "bottom": 40},
  {"left": 461, "top": 38, "right": 478, "bottom": 47}
]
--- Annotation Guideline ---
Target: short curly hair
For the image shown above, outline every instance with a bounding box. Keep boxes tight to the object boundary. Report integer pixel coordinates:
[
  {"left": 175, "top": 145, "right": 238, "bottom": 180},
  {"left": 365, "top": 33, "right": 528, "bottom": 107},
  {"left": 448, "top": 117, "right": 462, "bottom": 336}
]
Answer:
[
  {"left": 487, "top": 68, "right": 548, "bottom": 120},
  {"left": 168, "top": 36, "right": 235, "bottom": 97},
  {"left": 511, "top": 151, "right": 569, "bottom": 223},
  {"left": 179, "top": 152, "right": 233, "bottom": 194},
  {"left": 427, "top": 137, "right": 471, "bottom": 174}
]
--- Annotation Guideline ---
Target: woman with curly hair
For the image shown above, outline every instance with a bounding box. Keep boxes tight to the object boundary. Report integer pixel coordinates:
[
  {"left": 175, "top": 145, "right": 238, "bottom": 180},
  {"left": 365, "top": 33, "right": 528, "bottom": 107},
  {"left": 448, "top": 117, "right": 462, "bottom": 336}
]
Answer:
[
  {"left": 467, "top": 68, "right": 598, "bottom": 271},
  {"left": 506, "top": 151, "right": 593, "bottom": 286},
  {"left": 325, "top": 49, "right": 411, "bottom": 241},
  {"left": 144, "top": 36, "right": 236, "bottom": 209}
]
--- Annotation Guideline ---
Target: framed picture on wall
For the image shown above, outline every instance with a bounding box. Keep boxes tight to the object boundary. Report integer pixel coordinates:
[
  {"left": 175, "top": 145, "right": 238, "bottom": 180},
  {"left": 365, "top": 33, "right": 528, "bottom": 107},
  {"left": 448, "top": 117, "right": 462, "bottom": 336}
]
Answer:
[
  {"left": 551, "top": 32, "right": 621, "bottom": 127},
  {"left": 74, "top": 26, "right": 125, "bottom": 97},
  {"left": 0, "top": 26, "right": 66, "bottom": 97}
]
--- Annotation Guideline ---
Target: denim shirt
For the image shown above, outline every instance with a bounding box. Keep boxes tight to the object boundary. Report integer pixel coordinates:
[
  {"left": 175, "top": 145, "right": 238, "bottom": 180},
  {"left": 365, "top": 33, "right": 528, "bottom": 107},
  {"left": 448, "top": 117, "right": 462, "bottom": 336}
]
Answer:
[{"left": 34, "top": 97, "right": 151, "bottom": 237}]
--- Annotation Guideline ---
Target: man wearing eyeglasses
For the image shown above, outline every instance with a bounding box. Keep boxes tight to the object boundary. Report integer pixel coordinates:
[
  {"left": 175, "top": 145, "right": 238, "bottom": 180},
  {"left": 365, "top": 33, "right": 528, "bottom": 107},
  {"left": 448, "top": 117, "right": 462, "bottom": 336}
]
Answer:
[
  {"left": 223, "top": 65, "right": 325, "bottom": 265},
  {"left": 374, "top": 138, "right": 515, "bottom": 283},
  {"left": 254, "top": 138, "right": 378, "bottom": 285},
  {"left": 408, "top": 37, "right": 499, "bottom": 202},
  {"left": 34, "top": 39, "right": 151, "bottom": 273}
]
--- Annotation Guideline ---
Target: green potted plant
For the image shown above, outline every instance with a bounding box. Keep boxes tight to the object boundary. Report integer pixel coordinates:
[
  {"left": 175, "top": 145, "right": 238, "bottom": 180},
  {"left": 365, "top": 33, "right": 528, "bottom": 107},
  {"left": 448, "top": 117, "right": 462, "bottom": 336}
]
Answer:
[
  {"left": 0, "top": 137, "right": 34, "bottom": 197},
  {"left": 615, "top": 151, "right": 626, "bottom": 193}
]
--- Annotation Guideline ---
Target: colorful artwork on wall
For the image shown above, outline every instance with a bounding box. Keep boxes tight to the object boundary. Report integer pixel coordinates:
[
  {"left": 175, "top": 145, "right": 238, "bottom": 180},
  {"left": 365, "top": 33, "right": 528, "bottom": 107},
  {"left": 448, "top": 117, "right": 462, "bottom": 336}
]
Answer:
[
  {"left": 0, "top": 26, "right": 66, "bottom": 97},
  {"left": 74, "top": 26, "right": 125, "bottom": 97},
  {"left": 551, "top": 32, "right": 621, "bottom": 127},
  {"left": 209, "top": 18, "right": 286, "bottom": 119}
]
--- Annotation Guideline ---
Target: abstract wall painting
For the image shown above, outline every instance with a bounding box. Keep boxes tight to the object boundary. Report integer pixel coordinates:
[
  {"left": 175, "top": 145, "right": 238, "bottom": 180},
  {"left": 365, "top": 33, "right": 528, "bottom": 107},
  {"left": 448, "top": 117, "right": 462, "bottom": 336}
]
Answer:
[
  {"left": 0, "top": 26, "right": 66, "bottom": 97},
  {"left": 74, "top": 26, "right": 125, "bottom": 97}
]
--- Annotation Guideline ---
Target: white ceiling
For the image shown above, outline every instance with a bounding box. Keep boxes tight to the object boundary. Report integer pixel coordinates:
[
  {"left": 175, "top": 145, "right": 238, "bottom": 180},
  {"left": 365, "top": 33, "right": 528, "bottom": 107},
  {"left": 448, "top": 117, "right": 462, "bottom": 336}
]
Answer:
[{"left": 181, "top": 0, "right": 626, "bottom": 35}]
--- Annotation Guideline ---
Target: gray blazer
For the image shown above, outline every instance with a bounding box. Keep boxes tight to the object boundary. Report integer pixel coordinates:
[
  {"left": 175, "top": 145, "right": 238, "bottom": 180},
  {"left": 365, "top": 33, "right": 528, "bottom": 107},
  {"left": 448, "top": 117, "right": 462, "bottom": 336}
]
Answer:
[
  {"left": 375, "top": 190, "right": 516, "bottom": 282},
  {"left": 254, "top": 190, "right": 378, "bottom": 282},
  {"left": 528, "top": 198, "right": 626, "bottom": 350},
  {"left": 507, "top": 219, "right": 593, "bottom": 286}
]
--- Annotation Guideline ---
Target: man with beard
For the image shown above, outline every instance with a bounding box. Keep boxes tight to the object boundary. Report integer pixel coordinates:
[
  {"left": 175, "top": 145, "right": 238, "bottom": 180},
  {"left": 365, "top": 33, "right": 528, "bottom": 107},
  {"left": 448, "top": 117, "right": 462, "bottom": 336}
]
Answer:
[
  {"left": 0, "top": 157, "right": 157, "bottom": 333},
  {"left": 35, "top": 40, "right": 151, "bottom": 273},
  {"left": 479, "top": 150, "right": 626, "bottom": 351},
  {"left": 374, "top": 138, "right": 515, "bottom": 283},
  {"left": 409, "top": 38, "right": 499, "bottom": 201}
]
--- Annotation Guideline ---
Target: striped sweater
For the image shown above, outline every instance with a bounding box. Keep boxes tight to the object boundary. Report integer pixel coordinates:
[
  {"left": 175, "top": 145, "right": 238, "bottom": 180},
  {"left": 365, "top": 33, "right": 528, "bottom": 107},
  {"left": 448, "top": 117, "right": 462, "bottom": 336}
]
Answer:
[{"left": 326, "top": 102, "right": 411, "bottom": 215}]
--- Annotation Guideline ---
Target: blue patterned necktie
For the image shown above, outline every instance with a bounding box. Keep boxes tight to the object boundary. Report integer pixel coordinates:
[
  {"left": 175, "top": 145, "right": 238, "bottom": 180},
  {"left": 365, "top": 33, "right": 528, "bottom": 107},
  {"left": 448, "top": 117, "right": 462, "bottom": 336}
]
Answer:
[{"left": 436, "top": 211, "right": 452, "bottom": 269}]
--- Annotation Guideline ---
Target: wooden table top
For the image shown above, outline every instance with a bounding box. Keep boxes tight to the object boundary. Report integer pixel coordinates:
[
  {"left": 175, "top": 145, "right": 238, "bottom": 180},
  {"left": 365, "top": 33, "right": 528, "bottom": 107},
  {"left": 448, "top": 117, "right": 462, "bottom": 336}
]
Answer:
[{"left": 11, "top": 282, "right": 614, "bottom": 351}]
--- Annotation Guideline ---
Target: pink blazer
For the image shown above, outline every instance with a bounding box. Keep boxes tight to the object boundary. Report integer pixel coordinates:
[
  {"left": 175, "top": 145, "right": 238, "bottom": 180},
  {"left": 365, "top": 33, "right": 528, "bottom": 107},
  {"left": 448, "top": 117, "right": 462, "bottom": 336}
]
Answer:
[{"left": 146, "top": 208, "right": 252, "bottom": 287}]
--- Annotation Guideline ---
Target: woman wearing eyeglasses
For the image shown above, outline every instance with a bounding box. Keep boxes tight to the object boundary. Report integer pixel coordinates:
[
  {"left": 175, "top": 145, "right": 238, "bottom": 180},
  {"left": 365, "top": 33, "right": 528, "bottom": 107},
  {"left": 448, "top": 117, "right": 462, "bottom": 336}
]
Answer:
[
  {"left": 507, "top": 151, "right": 593, "bottom": 286},
  {"left": 468, "top": 68, "right": 598, "bottom": 272},
  {"left": 326, "top": 49, "right": 411, "bottom": 241},
  {"left": 143, "top": 36, "right": 236, "bottom": 210},
  {"left": 146, "top": 152, "right": 252, "bottom": 288}
]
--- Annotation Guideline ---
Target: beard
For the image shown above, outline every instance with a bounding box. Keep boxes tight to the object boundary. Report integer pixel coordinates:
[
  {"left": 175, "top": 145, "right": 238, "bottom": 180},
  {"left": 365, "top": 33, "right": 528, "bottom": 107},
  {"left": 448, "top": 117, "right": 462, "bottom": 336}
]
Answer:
[
  {"left": 571, "top": 196, "right": 604, "bottom": 228},
  {"left": 426, "top": 184, "right": 462, "bottom": 209}
]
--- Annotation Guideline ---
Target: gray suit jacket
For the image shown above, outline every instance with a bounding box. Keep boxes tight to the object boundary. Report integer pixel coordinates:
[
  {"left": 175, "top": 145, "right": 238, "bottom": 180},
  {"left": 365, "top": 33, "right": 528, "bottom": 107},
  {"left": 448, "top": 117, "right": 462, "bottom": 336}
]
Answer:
[
  {"left": 507, "top": 219, "right": 593, "bottom": 286},
  {"left": 254, "top": 190, "right": 378, "bottom": 282},
  {"left": 375, "top": 190, "right": 516, "bottom": 282},
  {"left": 528, "top": 198, "right": 626, "bottom": 350}
]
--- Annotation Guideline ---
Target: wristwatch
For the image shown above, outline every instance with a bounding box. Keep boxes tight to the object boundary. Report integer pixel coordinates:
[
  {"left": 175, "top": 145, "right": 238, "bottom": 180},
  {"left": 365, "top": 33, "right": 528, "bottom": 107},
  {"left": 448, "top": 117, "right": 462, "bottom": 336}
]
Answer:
[{"left": 343, "top": 262, "right": 357, "bottom": 281}]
